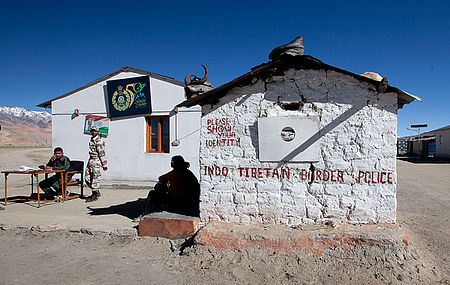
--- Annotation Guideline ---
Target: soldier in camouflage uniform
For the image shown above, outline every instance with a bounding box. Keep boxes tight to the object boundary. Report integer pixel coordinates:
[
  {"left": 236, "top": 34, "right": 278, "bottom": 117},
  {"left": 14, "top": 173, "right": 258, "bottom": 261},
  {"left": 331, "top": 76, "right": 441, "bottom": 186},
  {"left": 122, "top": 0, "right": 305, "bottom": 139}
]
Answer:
[
  {"left": 85, "top": 126, "right": 108, "bottom": 202},
  {"left": 39, "top": 147, "right": 71, "bottom": 199}
]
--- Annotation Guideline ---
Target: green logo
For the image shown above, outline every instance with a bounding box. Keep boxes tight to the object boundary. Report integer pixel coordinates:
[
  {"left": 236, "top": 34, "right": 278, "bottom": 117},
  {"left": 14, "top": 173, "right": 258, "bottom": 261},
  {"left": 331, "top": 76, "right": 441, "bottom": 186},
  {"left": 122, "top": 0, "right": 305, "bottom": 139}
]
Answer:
[{"left": 112, "top": 85, "right": 132, "bottom": 111}]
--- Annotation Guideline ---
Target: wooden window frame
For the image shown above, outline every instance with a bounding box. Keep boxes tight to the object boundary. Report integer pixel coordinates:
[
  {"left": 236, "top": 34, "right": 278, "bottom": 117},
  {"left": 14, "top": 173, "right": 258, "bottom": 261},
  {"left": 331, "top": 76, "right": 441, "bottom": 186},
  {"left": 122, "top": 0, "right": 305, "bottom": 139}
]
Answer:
[{"left": 146, "top": 116, "right": 170, "bottom": 153}]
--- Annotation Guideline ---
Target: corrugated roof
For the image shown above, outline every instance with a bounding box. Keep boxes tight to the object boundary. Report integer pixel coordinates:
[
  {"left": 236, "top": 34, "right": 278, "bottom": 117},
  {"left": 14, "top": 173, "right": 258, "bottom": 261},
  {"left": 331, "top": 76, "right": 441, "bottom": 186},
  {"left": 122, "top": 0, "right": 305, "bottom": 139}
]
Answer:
[
  {"left": 399, "top": 125, "right": 450, "bottom": 140},
  {"left": 177, "top": 54, "right": 421, "bottom": 109},
  {"left": 435, "top": 125, "right": 450, "bottom": 132},
  {"left": 37, "top": 66, "right": 184, "bottom": 109}
]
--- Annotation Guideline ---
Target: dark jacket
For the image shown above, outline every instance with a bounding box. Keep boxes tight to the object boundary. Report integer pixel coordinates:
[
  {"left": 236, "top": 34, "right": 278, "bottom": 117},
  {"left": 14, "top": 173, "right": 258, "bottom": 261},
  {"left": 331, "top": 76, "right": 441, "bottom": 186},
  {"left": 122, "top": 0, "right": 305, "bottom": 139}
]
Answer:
[
  {"left": 46, "top": 155, "right": 71, "bottom": 179},
  {"left": 158, "top": 169, "right": 200, "bottom": 205}
]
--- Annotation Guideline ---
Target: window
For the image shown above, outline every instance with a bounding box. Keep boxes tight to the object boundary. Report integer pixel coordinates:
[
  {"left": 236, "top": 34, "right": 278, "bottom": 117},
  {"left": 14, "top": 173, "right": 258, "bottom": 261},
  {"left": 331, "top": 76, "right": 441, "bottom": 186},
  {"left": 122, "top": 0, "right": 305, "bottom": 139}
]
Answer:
[{"left": 146, "top": 116, "right": 169, "bottom": 153}]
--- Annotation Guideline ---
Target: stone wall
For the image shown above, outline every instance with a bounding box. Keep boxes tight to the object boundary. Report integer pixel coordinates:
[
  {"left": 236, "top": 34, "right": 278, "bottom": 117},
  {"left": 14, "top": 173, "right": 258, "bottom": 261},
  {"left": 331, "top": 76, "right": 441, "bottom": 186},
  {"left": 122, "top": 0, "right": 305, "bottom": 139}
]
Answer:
[{"left": 199, "top": 68, "right": 398, "bottom": 225}]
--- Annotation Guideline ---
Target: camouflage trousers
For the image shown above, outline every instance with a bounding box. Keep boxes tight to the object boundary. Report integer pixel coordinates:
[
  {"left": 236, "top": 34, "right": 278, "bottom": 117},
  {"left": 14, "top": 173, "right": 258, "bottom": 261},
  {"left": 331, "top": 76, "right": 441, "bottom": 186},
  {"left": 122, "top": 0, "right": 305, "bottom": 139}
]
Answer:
[{"left": 85, "top": 158, "right": 102, "bottom": 190}]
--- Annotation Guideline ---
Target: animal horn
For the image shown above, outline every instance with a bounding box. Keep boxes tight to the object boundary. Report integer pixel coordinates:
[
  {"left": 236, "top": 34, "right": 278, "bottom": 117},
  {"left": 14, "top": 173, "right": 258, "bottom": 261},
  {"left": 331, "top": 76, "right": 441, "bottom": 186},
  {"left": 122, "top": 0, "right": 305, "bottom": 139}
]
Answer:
[
  {"left": 198, "top": 64, "right": 209, "bottom": 84},
  {"left": 184, "top": 74, "right": 195, "bottom": 86}
]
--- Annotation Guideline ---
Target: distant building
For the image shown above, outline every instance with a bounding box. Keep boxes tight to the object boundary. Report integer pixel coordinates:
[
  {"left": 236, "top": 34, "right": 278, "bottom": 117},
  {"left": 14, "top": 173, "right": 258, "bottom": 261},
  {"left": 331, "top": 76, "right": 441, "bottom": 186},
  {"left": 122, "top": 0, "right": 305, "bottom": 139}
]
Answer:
[
  {"left": 399, "top": 130, "right": 435, "bottom": 157},
  {"left": 435, "top": 125, "right": 450, "bottom": 158},
  {"left": 398, "top": 125, "right": 450, "bottom": 158},
  {"left": 178, "top": 38, "right": 420, "bottom": 225},
  {"left": 38, "top": 67, "right": 201, "bottom": 180}
]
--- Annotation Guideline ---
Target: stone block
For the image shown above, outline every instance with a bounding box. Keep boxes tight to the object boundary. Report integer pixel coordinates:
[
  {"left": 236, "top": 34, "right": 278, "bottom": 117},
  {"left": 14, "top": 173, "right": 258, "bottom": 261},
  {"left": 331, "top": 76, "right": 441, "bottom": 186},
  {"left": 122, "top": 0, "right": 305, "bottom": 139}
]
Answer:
[
  {"left": 323, "top": 207, "right": 347, "bottom": 219},
  {"left": 282, "top": 205, "right": 306, "bottom": 217},
  {"left": 340, "top": 196, "right": 354, "bottom": 208},
  {"left": 243, "top": 193, "right": 257, "bottom": 203},
  {"left": 306, "top": 206, "right": 322, "bottom": 219},
  {"left": 235, "top": 204, "right": 258, "bottom": 215},
  {"left": 32, "top": 223, "right": 67, "bottom": 232},
  {"left": 324, "top": 184, "right": 351, "bottom": 196},
  {"left": 281, "top": 193, "right": 294, "bottom": 204},
  {"left": 307, "top": 183, "right": 324, "bottom": 195},
  {"left": 348, "top": 209, "right": 376, "bottom": 223},
  {"left": 80, "top": 226, "right": 110, "bottom": 236},
  {"left": 321, "top": 195, "right": 340, "bottom": 208},
  {"left": 219, "top": 192, "right": 234, "bottom": 204},
  {"left": 138, "top": 212, "right": 200, "bottom": 240},
  {"left": 111, "top": 228, "right": 138, "bottom": 237},
  {"left": 233, "top": 192, "right": 245, "bottom": 204}
]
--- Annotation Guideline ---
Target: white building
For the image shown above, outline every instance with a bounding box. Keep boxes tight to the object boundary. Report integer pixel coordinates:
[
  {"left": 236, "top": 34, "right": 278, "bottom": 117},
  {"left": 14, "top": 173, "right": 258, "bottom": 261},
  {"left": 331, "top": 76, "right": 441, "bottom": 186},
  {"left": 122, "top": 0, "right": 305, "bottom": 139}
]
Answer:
[
  {"left": 435, "top": 125, "right": 450, "bottom": 158},
  {"left": 179, "top": 41, "right": 420, "bottom": 225},
  {"left": 38, "top": 67, "right": 201, "bottom": 181}
]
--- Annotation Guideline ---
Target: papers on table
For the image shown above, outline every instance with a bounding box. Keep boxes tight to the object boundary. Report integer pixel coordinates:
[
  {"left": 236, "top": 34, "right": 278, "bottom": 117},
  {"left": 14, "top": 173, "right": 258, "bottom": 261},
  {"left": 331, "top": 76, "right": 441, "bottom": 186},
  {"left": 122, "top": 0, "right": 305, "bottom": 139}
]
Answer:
[{"left": 18, "top": 166, "right": 41, "bottom": 172}]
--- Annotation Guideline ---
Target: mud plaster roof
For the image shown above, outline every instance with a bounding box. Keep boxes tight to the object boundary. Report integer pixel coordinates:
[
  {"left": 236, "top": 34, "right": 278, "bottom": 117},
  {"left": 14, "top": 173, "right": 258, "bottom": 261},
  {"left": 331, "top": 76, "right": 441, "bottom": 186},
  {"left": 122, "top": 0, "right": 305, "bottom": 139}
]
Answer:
[
  {"left": 177, "top": 55, "right": 421, "bottom": 109},
  {"left": 37, "top": 66, "right": 184, "bottom": 109}
]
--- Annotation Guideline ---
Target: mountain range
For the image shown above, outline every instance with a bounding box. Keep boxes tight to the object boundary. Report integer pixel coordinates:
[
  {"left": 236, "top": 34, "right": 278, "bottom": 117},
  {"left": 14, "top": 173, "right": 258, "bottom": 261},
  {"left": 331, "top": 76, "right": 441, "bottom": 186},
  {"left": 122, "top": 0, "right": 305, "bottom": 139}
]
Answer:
[{"left": 0, "top": 106, "right": 52, "bottom": 146}]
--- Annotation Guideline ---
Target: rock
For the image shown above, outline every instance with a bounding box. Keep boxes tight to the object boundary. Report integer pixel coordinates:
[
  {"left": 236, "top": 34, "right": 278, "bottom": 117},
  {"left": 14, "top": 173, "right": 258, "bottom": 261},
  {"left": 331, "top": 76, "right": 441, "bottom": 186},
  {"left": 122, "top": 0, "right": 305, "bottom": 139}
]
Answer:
[
  {"left": 360, "top": 72, "right": 383, "bottom": 81},
  {"left": 68, "top": 227, "right": 81, "bottom": 233},
  {"left": 0, "top": 224, "right": 13, "bottom": 230},
  {"left": 402, "top": 234, "right": 411, "bottom": 246},
  {"left": 111, "top": 228, "right": 138, "bottom": 237},
  {"left": 138, "top": 211, "right": 200, "bottom": 239},
  {"left": 31, "top": 223, "right": 67, "bottom": 232},
  {"left": 269, "top": 36, "right": 304, "bottom": 60},
  {"left": 80, "top": 226, "right": 110, "bottom": 236}
]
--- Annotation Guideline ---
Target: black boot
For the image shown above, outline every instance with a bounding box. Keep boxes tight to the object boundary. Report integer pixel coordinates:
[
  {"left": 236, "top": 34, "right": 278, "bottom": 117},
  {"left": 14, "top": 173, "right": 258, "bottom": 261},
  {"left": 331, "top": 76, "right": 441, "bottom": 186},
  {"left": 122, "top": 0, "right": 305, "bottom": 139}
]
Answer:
[
  {"left": 44, "top": 190, "right": 56, "bottom": 200},
  {"left": 85, "top": 191, "right": 100, "bottom": 203}
]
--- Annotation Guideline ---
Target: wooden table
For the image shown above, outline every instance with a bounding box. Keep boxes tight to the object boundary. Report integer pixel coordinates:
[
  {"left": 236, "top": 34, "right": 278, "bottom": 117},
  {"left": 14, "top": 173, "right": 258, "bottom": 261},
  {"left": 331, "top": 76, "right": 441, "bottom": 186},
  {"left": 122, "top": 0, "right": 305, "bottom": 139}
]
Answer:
[{"left": 2, "top": 169, "right": 66, "bottom": 208}]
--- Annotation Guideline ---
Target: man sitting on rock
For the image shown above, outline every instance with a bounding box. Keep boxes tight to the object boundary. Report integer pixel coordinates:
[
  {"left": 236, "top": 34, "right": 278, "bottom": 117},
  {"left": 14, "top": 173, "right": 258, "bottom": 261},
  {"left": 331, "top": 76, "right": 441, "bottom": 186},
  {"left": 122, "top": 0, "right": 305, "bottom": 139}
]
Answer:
[
  {"left": 38, "top": 147, "right": 71, "bottom": 200},
  {"left": 135, "top": 155, "right": 200, "bottom": 221}
]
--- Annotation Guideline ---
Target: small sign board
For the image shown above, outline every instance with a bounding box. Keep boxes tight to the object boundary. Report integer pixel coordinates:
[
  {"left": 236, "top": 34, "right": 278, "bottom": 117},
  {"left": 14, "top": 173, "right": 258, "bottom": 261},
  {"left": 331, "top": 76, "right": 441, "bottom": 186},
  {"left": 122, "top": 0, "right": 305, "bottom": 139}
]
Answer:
[
  {"left": 258, "top": 116, "right": 319, "bottom": 162},
  {"left": 106, "top": 76, "right": 152, "bottom": 118},
  {"left": 410, "top": 124, "right": 427, "bottom": 128},
  {"left": 84, "top": 115, "right": 110, "bottom": 137}
]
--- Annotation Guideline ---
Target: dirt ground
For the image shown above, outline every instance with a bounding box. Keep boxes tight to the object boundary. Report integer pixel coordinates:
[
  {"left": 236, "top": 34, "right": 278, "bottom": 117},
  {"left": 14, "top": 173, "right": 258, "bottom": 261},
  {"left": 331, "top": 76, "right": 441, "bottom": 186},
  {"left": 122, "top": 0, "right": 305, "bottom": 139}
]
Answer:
[
  {"left": 396, "top": 157, "right": 450, "bottom": 278},
  {"left": 0, "top": 148, "right": 449, "bottom": 284}
]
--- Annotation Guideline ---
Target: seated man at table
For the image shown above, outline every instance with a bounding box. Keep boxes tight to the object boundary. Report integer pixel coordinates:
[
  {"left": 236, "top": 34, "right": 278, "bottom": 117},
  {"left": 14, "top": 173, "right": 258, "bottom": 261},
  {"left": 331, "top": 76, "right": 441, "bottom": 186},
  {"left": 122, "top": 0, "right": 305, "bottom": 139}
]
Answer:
[{"left": 38, "top": 147, "right": 71, "bottom": 200}]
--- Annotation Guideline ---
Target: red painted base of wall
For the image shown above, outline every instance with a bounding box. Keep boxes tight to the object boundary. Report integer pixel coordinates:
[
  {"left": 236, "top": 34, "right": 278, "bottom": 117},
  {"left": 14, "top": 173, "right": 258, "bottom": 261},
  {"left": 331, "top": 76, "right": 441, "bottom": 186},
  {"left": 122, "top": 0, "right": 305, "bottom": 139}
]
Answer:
[{"left": 194, "top": 221, "right": 401, "bottom": 257}]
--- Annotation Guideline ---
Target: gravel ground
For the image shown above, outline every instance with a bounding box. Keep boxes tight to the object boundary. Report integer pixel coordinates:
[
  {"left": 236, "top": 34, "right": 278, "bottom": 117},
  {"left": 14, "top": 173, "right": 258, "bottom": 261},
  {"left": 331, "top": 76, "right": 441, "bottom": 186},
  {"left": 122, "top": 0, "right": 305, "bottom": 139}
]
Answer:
[
  {"left": 0, "top": 228, "right": 442, "bottom": 285},
  {"left": 0, "top": 148, "right": 448, "bottom": 284},
  {"left": 396, "top": 157, "right": 450, "bottom": 279}
]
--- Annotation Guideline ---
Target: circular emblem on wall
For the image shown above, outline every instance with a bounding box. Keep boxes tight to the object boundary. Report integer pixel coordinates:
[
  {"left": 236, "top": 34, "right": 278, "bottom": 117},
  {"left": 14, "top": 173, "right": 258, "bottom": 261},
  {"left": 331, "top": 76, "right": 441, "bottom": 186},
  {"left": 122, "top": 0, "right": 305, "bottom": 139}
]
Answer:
[
  {"left": 112, "top": 85, "right": 131, "bottom": 111},
  {"left": 281, "top": 127, "right": 295, "bottom": 142}
]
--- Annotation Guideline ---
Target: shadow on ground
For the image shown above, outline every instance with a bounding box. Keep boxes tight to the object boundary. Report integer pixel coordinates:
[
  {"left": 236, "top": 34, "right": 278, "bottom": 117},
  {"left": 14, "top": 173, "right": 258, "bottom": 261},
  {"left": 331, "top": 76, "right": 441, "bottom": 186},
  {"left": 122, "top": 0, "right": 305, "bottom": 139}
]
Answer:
[
  {"left": 397, "top": 155, "right": 450, "bottom": 164},
  {"left": 86, "top": 198, "right": 200, "bottom": 220},
  {"left": 87, "top": 198, "right": 146, "bottom": 220},
  {"left": 1, "top": 194, "right": 69, "bottom": 208}
]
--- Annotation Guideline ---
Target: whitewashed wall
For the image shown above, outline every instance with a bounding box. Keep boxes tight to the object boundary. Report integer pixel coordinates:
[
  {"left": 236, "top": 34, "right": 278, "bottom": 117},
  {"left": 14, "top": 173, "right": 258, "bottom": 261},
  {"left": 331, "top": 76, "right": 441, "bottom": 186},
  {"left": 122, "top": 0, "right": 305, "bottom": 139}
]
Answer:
[
  {"left": 51, "top": 71, "right": 201, "bottom": 181},
  {"left": 199, "top": 69, "right": 398, "bottom": 225},
  {"left": 436, "top": 128, "right": 450, "bottom": 158}
]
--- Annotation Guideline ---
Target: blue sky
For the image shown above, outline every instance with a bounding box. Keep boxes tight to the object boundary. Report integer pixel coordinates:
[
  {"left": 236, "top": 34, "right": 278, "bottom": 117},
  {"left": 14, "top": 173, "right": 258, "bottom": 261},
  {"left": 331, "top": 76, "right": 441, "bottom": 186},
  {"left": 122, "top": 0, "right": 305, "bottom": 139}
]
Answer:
[{"left": 1, "top": 0, "right": 448, "bottom": 137}]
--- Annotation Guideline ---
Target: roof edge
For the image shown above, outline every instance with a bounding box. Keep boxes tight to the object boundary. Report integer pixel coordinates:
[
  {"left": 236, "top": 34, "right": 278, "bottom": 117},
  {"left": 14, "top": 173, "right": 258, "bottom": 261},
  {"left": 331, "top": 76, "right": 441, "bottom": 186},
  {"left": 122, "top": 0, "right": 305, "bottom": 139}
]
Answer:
[
  {"left": 37, "top": 67, "right": 184, "bottom": 109},
  {"left": 177, "top": 55, "right": 421, "bottom": 109}
]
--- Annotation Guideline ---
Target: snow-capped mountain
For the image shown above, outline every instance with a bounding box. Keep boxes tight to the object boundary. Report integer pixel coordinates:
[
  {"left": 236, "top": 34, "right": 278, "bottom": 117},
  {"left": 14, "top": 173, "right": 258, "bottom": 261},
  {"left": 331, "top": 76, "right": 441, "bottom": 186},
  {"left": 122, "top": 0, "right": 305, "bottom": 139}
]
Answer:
[
  {"left": 0, "top": 106, "right": 51, "bottom": 128},
  {"left": 0, "top": 106, "right": 52, "bottom": 146},
  {"left": 0, "top": 106, "right": 51, "bottom": 120}
]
